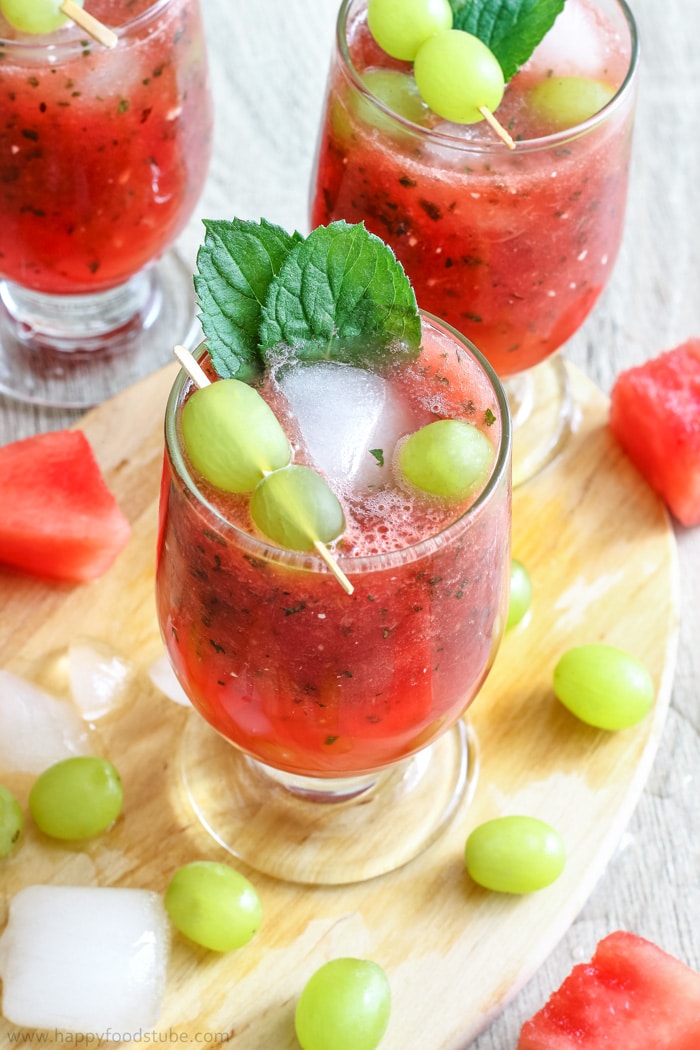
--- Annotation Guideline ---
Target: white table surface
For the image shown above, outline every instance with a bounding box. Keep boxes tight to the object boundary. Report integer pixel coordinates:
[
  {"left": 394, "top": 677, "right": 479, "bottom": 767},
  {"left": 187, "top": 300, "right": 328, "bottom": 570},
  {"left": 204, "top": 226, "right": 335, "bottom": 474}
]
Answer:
[{"left": 1, "top": 0, "right": 699, "bottom": 1044}]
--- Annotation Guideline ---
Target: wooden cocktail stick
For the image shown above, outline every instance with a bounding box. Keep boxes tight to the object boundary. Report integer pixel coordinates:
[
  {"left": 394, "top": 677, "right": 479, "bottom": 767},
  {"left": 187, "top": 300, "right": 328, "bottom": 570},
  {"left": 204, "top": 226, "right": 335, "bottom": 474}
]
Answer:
[
  {"left": 479, "top": 106, "right": 516, "bottom": 150},
  {"left": 60, "top": 0, "right": 118, "bottom": 48},
  {"left": 173, "top": 345, "right": 354, "bottom": 596},
  {"left": 174, "top": 343, "right": 211, "bottom": 389}
]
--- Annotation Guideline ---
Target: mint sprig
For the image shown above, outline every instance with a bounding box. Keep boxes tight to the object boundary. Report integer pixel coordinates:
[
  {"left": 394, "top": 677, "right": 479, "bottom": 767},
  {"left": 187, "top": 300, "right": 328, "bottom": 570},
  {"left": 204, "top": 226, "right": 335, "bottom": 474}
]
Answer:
[
  {"left": 260, "top": 222, "right": 421, "bottom": 366},
  {"left": 195, "top": 219, "right": 421, "bottom": 380},
  {"left": 195, "top": 218, "right": 303, "bottom": 382},
  {"left": 449, "top": 0, "right": 566, "bottom": 82}
]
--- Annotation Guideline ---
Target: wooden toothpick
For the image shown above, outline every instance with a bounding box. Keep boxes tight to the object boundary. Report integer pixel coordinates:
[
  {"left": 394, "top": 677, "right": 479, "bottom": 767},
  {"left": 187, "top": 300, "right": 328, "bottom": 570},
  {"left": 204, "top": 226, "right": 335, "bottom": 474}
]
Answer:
[
  {"left": 479, "top": 106, "right": 516, "bottom": 150},
  {"left": 173, "top": 345, "right": 354, "bottom": 596},
  {"left": 313, "top": 541, "right": 353, "bottom": 594},
  {"left": 174, "top": 343, "right": 211, "bottom": 389},
  {"left": 60, "top": 0, "right": 118, "bottom": 49}
]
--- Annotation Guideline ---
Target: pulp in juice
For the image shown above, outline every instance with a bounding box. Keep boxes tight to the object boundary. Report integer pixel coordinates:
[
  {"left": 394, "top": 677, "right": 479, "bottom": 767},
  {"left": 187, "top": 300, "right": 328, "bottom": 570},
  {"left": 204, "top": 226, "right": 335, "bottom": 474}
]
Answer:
[
  {"left": 310, "top": 0, "right": 636, "bottom": 377},
  {"left": 0, "top": 0, "right": 212, "bottom": 294},
  {"left": 156, "top": 317, "right": 511, "bottom": 777}
]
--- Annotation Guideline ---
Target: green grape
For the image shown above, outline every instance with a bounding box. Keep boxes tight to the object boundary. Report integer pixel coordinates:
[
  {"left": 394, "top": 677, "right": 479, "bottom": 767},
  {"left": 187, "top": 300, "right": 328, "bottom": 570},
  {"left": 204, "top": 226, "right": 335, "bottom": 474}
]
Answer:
[
  {"left": 414, "top": 30, "right": 505, "bottom": 124},
  {"left": 529, "top": 77, "right": 616, "bottom": 130},
  {"left": 29, "top": 756, "right": 123, "bottom": 841},
  {"left": 367, "top": 0, "right": 452, "bottom": 62},
  {"left": 553, "top": 644, "right": 654, "bottom": 731},
  {"left": 360, "top": 69, "right": 430, "bottom": 126},
  {"left": 250, "top": 464, "right": 346, "bottom": 551},
  {"left": 0, "top": 0, "right": 82, "bottom": 34},
  {"left": 0, "top": 784, "right": 24, "bottom": 857},
  {"left": 465, "top": 816, "right": 566, "bottom": 894},
  {"left": 506, "top": 559, "right": 532, "bottom": 630},
  {"left": 295, "top": 958, "right": 391, "bottom": 1050},
  {"left": 330, "top": 70, "right": 429, "bottom": 152},
  {"left": 165, "top": 861, "right": 263, "bottom": 952},
  {"left": 398, "top": 419, "right": 494, "bottom": 500},
  {"left": 181, "top": 379, "right": 291, "bottom": 494}
]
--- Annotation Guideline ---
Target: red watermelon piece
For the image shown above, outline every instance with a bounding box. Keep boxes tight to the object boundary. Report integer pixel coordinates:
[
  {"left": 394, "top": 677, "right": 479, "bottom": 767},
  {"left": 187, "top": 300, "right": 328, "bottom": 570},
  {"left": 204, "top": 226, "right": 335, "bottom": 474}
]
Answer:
[
  {"left": 517, "top": 931, "right": 700, "bottom": 1049},
  {"left": 609, "top": 339, "right": 700, "bottom": 527},
  {"left": 0, "top": 429, "right": 131, "bottom": 583}
]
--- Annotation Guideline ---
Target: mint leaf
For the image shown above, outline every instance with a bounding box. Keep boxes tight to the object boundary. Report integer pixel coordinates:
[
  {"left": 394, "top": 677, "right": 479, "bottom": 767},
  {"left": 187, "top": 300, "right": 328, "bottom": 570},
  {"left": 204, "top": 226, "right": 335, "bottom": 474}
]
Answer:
[
  {"left": 450, "top": 0, "right": 565, "bottom": 82},
  {"left": 259, "top": 221, "right": 421, "bottom": 367},
  {"left": 194, "top": 218, "right": 302, "bottom": 380},
  {"left": 369, "top": 448, "right": 385, "bottom": 466}
]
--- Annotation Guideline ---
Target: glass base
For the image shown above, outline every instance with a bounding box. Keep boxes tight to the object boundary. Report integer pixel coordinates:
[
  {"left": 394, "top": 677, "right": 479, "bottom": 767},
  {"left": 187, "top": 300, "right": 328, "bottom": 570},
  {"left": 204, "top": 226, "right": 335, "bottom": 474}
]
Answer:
[
  {"left": 506, "top": 356, "right": 575, "bottom": 487},
  {"left": 0, "top": 251, "right": 200, "bottom": 409},
  {"left": 180, "top": 713, "right": 479, "bottom": 886}
]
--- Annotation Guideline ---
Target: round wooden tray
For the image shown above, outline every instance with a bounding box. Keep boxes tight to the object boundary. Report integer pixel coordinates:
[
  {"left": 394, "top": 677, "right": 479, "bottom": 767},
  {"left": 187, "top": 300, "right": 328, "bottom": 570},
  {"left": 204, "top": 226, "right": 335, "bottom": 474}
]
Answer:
[{"left": 0, "top": 361, "right": 679, "bottom": 1048}]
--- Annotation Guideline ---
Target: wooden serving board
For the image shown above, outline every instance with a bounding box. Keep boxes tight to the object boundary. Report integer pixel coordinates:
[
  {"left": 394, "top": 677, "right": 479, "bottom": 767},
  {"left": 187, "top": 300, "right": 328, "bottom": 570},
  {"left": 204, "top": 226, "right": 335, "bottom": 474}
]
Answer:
[{"left": 0, "top": 362, "right": 679, "bottom": 1048}]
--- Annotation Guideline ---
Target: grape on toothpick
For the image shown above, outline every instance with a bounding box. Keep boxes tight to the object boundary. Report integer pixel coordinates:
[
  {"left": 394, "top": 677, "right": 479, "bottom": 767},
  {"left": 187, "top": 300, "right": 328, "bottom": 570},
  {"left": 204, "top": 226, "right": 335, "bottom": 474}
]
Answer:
[
  {"left": 173, "top": 345, "right": 354, "bottom": 595},
  {"left": 367, "top": 0, "right": 452, "bottom": 62},
  {"left": 1, "top": 0, "right": 117, "bottom": 48},
  {"left": 181, "top": 379, "right": 291, "bottom": 493},
  {"left": 250, "top": 464, "right": 346, "bottom": 552},
  {"left": 414, "top": 29, "right": 514, "bottom": 147}
]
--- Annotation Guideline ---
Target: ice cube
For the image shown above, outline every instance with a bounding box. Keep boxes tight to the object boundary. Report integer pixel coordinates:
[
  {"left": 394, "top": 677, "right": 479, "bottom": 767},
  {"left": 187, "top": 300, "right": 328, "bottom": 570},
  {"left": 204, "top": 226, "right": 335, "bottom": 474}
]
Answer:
[
  {"left": 277, "top": 361, "right": 414, "bottom": 491},
  {"left": 527, "top": 0, "right": 607, "bottom": 79},
  {"left": 0, "top": 669, "right": 92, "bottom": 774},
  {"left": 0, "top": 885, "right": 170, "bottom": 1037}
]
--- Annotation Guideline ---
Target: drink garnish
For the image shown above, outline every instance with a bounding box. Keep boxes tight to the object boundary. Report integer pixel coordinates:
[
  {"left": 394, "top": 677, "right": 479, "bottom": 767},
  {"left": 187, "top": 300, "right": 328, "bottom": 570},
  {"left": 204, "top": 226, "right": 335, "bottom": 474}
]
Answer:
[
  {"left": 366, "top": 0, "right": 568, "bottom": 145},
  {"left": 60, "top": 0, "right": 117, "bottom": 48},
  {"left": 449, "top": 0, "right": 565, "bottom": 82},
  {"left": 366, "top": 0, "right": 514, "bottom": 145},
  {"left": 185, "top": 218, "right": 425, "bottom": 594},
  {"left": 195, "top": 218, "right": 421, "bottom": 383},
  {"left": 173, "top": 344, "right": 354, "bottom": 595},
  {"left": 0, "top": 0, "right": 117, "bottom": 47}
]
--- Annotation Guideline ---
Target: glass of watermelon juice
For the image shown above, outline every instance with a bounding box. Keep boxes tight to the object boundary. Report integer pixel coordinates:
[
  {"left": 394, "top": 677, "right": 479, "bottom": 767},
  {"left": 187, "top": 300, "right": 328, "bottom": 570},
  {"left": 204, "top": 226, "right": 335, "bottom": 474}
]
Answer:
[
  {"left": 310, "top": 0, "right": 638, "bottom": 484},
  {"left": 0, "top": 0, "right": 213, "bottom": 408},
  {"left": 156, "top": 313, "right": 511, "bottom": 884}
]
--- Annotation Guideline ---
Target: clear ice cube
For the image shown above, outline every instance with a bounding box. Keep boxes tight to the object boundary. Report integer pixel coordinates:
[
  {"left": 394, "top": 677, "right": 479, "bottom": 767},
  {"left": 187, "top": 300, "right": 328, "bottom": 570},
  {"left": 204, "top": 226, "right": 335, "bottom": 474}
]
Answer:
[
  {"left": 0, "top": 885, "right": 170, "bottom": 1036},
  {"left": 277, "top": 361, "right": 414, "bottom": 492},
  {"left": 527, "top": 0, "right": 607, "bottom": 80}
]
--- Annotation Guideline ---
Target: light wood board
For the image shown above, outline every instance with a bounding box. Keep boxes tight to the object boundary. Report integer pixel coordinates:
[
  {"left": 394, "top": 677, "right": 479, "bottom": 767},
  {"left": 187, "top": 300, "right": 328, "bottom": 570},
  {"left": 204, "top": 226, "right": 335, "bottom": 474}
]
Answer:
[{"left": 0, "top": 361, "right": 679, "bottom": 1048}]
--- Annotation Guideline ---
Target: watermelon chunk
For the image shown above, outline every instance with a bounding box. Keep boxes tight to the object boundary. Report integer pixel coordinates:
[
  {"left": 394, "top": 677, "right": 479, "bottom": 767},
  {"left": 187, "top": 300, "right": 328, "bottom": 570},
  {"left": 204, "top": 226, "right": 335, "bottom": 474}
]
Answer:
[
  {"left": 0, "top": 429, "right": 131, "bottom": 583},
  {"left": 517, "top": 931, "right": 700, "bottom": 1049},
  {"left": 609, "top": 339, "right": 700, "bottom": 527}
]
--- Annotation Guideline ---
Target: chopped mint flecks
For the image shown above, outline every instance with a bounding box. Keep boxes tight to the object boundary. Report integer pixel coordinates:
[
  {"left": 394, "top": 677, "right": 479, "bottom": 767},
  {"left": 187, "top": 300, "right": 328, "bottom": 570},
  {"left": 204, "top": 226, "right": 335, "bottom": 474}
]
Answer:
[
  {"left": 449, "top": 0, "right": 566, "bottom": 81},
  {"left": 484, "top": 408, "right": 496, "bottom": 426},
  {"left": 195, "top": 219, "right": 422, "bottom": 381},
  {"left": 369, "top": 448, "right": 385, "bottom": 466}
]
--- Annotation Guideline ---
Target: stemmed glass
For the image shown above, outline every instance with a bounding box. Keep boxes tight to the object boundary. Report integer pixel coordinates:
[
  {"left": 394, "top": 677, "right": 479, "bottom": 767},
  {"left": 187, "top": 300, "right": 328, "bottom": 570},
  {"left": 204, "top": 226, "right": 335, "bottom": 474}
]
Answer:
[
  {"left": 0, "top": 0, "right": 213, "bottom": 409},
  {"left": 156, "top": 313, "right": 511, "bottom": 885},
  {"left": 309, "top": 0, "right": 639, "bottom": 485}
]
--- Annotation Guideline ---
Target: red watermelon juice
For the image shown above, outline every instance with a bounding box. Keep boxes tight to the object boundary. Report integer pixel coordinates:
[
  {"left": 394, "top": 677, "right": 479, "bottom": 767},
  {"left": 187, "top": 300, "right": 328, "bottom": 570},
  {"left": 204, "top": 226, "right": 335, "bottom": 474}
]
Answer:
[
  {"left": 310, "top": 0, "right": 638, "bottom": 378},
  {"left": 0, "top": 0, "right": 212, "bottom": 296},
  {"left": 156, "top": 314, "right": 511, "bottom": 779}
]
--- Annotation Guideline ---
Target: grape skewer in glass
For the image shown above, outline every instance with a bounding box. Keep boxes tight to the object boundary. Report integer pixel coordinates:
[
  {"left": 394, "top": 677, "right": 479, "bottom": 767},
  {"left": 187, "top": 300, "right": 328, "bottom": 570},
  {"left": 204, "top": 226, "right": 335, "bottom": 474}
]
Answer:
[
  {"left": 310, "top": 0, "right": 639, "bottom": 483},
  {"left": 0, "top": 0, "right": 213, "bottom": 408}
]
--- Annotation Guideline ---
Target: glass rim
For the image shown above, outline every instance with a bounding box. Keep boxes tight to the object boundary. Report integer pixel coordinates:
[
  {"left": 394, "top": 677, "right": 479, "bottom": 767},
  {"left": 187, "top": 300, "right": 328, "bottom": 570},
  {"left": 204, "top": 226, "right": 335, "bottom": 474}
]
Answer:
[
  {"left": 163, "top": 312, "right": 512, "bottom": 579},
  {"left": 0, "top": 0, "right": 175, "bottom": 52},
  {"left": 335, "top": 0, "right": 640, "bottom": 155}
]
